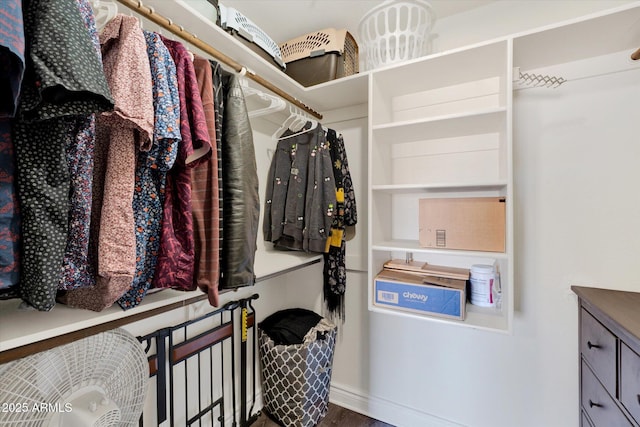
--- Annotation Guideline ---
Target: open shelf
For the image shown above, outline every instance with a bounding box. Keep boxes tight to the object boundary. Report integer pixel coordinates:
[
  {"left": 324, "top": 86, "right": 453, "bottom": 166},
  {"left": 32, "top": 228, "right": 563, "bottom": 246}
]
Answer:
[
  {"left": 371, "top": 107, "right": 507, "bottom": 140},
  {"left": 372, "top": 181, "right": 508, "bottom": 193},
  {"left": 513, "top": 3, "right": 640, "bottom": 72},
  {"left": 369, "top": 248, "right": 510, "bottom": 332},
  {"left": 370, "top": 303, "right": 508, "bottom": 333},
  {"left": 0, "top": 242, "right": 321, "bottom": 362},
  {"left": 143, "top": 0, "right": 369, "bottom": 114},
  {"left": 371, "top": 241, "right": 509, "bottom": 260},
  {"left": 370, "top": 40, "right": 509, "bottom": 127}
]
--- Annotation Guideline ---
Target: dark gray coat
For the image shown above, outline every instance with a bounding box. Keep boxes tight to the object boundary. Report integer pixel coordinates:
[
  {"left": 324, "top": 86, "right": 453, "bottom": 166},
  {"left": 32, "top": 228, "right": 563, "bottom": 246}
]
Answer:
[{"left": 263, "top": 123, "right": 336, "bottom": 253}]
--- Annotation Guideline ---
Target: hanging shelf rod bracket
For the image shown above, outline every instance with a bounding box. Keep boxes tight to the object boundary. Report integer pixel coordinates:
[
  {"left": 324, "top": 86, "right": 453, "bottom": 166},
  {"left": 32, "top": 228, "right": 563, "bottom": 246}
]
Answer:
[{"left": 114, "top": 0, "right": 323, "bottom": 120}]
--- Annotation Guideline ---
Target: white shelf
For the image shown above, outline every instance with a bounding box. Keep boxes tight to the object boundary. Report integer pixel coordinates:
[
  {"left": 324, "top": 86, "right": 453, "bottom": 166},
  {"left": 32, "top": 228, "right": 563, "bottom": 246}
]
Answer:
[
  {"left": 370, "top": 304, "right": 509, "bottom": 333},
  {"left": 370, "top": 40, "right": 509, "bottom": 98},
  {"left": 513, "top": 3, "right": 640, "bottom": 72},
  {"left": 254, "top": 240, "right": 323, "bottom": 281},
  {"left": 371, "top": 240, "right": 509, "bottom": 260},
  {"left": 0, "top": 289, "right": 195, "bottom": 354},
  {"left": 142, "top": 0, "right": 369, "bottom": 114},
  {"left": 0, "top": 243, "right": 321, "bottom": 358},
  {"left": 371, "top": 107, "right": 507, "bottom": 140},
  {"left": 372, "top": 181, "right": 508, "bottom": 193}
]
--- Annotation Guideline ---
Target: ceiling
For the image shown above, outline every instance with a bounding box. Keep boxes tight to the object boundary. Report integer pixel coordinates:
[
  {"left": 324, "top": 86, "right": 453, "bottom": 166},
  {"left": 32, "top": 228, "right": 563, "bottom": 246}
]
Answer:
[{"left": 221, "top": 0, "right": 495, "bottom": 44}]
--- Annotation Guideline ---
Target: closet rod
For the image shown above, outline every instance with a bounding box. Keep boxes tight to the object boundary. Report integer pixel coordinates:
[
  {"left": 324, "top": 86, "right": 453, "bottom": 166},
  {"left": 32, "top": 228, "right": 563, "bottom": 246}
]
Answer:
[{"left": 115, "top": 0, "right": 323, "bottom": 120}]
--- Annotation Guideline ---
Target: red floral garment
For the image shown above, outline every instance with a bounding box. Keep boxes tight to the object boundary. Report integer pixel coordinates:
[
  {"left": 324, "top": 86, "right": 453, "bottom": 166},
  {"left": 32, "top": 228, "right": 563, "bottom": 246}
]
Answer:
[{"left": 152, "top": 36, "right": 211, "bottom": 292}]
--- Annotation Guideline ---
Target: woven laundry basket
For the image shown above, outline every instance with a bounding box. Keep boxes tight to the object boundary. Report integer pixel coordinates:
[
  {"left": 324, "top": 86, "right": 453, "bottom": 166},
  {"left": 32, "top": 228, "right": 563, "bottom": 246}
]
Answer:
[{"left": 259, "top": 317, "right": 337, "bottom": 427}]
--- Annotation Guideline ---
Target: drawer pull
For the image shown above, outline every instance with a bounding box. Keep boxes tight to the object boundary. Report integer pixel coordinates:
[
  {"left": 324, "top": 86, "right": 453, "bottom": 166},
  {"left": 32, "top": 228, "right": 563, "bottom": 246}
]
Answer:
[
  {"left": 587, "top": 341, "right": 601, "bottom": 349},
  {"left": 589, "top": 400, "right": 602, "bottom": 408}
]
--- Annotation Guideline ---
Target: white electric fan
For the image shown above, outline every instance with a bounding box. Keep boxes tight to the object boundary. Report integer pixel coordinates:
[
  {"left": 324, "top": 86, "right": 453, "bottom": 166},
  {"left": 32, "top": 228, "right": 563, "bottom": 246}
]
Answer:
[{"left": 0, "top": 328, "right": 149, "bottom": 426}]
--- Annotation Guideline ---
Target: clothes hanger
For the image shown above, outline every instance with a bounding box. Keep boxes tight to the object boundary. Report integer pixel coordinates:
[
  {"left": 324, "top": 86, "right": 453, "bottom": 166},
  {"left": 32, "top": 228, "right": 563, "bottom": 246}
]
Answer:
[
  {"left": 240, "top": 76, "right": 286, "bottom": 119},
  {"left": 271, "top": 105, "right": 298, "bottom": 141},
  {"left": 289, "top": 112, "right": 307, "bottom": 133},
  {"left": 90, "top": 0, "right": 118, "bottom": 31},
  {"left": 130, "top": 9, "right": 143, "bottom": 29},
  {"left": 278, "top": 115, "right": 318, "bottom": 141}
]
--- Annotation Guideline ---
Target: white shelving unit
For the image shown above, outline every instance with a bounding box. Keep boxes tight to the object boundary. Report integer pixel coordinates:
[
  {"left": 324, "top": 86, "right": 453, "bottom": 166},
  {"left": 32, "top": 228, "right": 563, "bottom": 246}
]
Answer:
[
  {"left": 367, "top": 39, "right": 514, "bottom": 333},
  {"left": 363, "top": 1, "right": 640, "bottom": 333}
]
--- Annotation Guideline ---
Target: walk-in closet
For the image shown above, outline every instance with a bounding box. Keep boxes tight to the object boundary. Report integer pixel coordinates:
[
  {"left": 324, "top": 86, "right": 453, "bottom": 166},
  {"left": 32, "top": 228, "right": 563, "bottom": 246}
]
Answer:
[{"left": 1, "top": 1, "right": 640, "bottom": 426}]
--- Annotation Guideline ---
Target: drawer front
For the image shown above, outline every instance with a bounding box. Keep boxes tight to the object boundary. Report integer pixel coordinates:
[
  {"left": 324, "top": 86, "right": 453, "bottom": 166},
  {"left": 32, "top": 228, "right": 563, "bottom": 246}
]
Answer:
[
  {"left": 581, "top": 361, "right": 632, "bottom": 427},
  {"left": 621, "top": 342, "right": 640, "bottom": 423},
  {"left": 581, "top": 308, "right": 617, "bottom": 394}
]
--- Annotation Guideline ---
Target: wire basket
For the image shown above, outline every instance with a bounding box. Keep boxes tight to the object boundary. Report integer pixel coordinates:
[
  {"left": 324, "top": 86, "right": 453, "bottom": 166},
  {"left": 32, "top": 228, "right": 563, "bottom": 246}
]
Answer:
[
  {"left": 220, "top": 4, "right": 285, "bottom": 69},
  {"left": 358, "top": 0, "right": 436, "bottom": 70},
  {"left": 280, "top": 28, "right": 359, "bottom": 77}
]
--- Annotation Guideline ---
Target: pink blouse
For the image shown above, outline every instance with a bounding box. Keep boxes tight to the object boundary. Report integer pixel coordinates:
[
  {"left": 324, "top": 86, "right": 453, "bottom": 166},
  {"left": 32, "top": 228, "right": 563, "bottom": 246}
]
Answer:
[{"left": 59, "top": 15, "right": 154, "bottom": 311}]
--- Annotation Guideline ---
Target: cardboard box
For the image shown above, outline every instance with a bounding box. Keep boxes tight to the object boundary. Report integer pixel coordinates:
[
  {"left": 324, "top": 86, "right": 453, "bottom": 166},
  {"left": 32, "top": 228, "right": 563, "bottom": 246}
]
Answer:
[
  {"left": 383, "top": 259, "right": 470, "bottom": 280},
  {"left": 373, "top": 269, "right": 466, "bottom": 320},
  {"left": 419, "top": 197, "right": 506, "bottom": 252}
]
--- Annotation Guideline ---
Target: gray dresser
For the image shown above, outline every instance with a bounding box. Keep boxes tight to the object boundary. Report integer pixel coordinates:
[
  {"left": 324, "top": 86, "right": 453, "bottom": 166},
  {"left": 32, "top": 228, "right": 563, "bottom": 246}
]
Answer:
[{"left": 573, "top": 286, "right": 640, "bottom": 427}]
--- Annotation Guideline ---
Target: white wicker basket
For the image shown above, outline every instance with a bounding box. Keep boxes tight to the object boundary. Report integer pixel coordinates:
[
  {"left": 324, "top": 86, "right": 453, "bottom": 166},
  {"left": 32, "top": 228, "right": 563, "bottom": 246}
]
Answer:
[
  {"left": 219, "top": 4, "right": 285, "bottom": 69},
  {"left": 358, "top": 0, "right": 436, "bottom": 70}
]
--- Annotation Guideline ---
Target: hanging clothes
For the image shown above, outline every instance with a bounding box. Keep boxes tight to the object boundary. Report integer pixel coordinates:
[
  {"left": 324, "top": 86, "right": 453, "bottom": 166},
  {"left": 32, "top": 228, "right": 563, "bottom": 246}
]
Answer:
[
  {"left": 15, "top": 0, "right": 113, "bottom": 311},
  {"left": 117, "top": 30, "right": 181, "bottom": 310},
  {"left": 263, "top": 123, "right": 336, "bottom": 253},
  {"left": 191, "top": 54, "right": 221, "bottom": 306},
  {"left": 0, "top": 0, "right": 24, "bottom": 295},
  {"left": 210, "top": 60, "right": 225, "bottom": 293},
  {"left": 58, "top": 0, "right": 108, "bottom": 292},
  {"left": 323, "top": 129, "right": 357, "bottom": 320},
  {"left": 152, "top": 35, "right": 211, "bottom": 292},
  {"left": 0, "top": 0, "right": 25, "bottom": 118},
  {"left": 58, "top": 14, "right": 153, "bottom": 311},
  {"left": 0, "top": 121, "right": 20, "bottom": 295},
  {"left": 219, "top": 71, "right": 259, "bottom": 289}
]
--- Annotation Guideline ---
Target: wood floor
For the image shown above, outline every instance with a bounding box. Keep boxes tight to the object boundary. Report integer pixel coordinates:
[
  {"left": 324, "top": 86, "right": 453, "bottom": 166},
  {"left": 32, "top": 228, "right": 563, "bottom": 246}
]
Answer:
[{"left": 252, "top": 403, "right": 395, "bottom": 427}]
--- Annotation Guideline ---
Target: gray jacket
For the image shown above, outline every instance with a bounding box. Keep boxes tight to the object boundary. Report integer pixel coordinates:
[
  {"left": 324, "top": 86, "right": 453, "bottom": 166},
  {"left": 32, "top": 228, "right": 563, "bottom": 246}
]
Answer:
[{"left": 264, "top": 123, "right": 336, "bottom": 253}]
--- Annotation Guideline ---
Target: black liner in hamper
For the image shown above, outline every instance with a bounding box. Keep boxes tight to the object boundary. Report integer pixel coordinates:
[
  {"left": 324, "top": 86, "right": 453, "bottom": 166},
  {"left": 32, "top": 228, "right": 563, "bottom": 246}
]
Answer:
[{"left": 259, "top": 309, "right": 337, "bottom": 427}]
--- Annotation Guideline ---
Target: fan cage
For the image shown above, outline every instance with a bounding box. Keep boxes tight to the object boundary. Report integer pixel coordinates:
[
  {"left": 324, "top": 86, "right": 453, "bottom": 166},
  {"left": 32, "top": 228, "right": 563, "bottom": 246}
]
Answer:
[
  {"left": 95, "top": 410, "right": 121, "bottom": 427},
  {"left": 0, "top": 328, "right": 148, "bottom": 426},
  {"left": 280, "top": 28, "right": 359, "bottom": 77}
]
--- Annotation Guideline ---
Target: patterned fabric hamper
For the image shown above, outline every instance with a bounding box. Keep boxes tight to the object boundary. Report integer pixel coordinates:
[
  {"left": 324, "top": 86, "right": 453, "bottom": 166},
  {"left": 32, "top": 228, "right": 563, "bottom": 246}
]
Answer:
[{"left": 259, "top": 317, "right": 337, "bottom": 427}]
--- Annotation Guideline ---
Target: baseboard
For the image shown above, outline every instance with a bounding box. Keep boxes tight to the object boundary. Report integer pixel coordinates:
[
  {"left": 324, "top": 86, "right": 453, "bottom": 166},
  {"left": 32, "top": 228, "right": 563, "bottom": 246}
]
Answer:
[{"left": 328, "top": 382, "right": 466, "bottom": 427}]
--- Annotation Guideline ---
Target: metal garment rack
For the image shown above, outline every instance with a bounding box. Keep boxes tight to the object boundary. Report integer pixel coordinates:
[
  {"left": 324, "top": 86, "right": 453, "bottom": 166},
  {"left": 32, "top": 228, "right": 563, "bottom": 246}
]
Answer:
[{"left": 115, "top": 0, "right": 323, "bottom": 120}]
